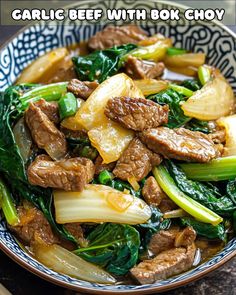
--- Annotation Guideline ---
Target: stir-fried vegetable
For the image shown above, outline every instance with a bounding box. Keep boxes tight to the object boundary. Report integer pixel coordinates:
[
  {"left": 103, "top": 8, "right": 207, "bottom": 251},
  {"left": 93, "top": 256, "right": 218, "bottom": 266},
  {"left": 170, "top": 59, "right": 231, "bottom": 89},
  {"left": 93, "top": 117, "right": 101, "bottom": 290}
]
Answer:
[
  {"left": 167, "top": 47, "right": 187, "bottom": 56},
  {"left": 180, "top": 156, "right": 236, "bottom": 181},
  {"left": 73, "top": 44, "right": 137, "bottom": 83},
  {"left": 54, "top": 184, "right": 151, "bottom": 224},
  {"left": 34, "top": 243, "right": 116, "bottom": 284},
  {"left": 181, "top": 79, "right": 201, "bottom": 91},
  {"left": 169, "top": 84, "right": 193, "bottom": 97},
  {"left": 0, "top": 85, "right": 78, "bottom": 243},
  {"left": 164, "top": 53, "right": 205, "bottom": 68},
  {"left": 148, "top": 89, "right": 190, "bottom": 128},
  {"left": 217, "top": 115, "right": 236, "bottom": 157},
  {"left": 166, "top": 161, "right": 236, "bottom": 216},
  {"left": 0, "top": 178, "right": 19, "bottom": 226},
  {"left": 181, "top": 75, "right": 235, "bottom": 120},
  {"left": 17, "top": 48, "right": 69, "bottom": 83},
  {"left": 226, "top": 180, "right": 236, "bottom": 205},
  {"left": 58, "top": 92, "right": 78, "bottom": 120},
  {"left": 20, "top": 82, "right": 68, "bottom": 111},
  {"left": 134, "top": 79, "right": 168, "bottom": 96},
  {"left": 185, "top": 119, "right": 210, "bottom": 133},
  {"left": 98, "top": 170, "right": 113, "bottom": 185},
  {"left": 74, "top": 223, "right": 140, "bottom": 275},
  {"left": 198, "top": 65, "right": 211, "bottom": 85},
  {"left": 125, "top": 38, "right": 172, "bottom": 62},
  {"left": 13, "top": 117, "right": 32, "bottom": 163},
  {"left": 153, "top": 165, "right": 223, "bottom": 225},
  {"left": 180, "top": 217, "right": 226, "bottom": 241}
]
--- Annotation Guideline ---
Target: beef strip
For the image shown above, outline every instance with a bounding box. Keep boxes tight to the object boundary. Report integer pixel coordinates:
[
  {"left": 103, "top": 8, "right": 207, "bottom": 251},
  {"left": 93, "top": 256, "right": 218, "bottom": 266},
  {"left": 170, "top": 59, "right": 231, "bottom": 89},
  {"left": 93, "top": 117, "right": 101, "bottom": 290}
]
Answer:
[
  {"left": 105, "top": 97, "right": 169, "bottom": 131},
  {"left": 67, "top": 79, "right": 99, "bottom": 100},
  {"left": 158, "top": 195, "right": 178, "bottom": 213},
  {"left": 25, "top": 102, "right": 67, "bottom": 160},
  {"left": 88, "top": 25, "right": 147, "bottom": 51},
  {"left": 208, "top": 129, "right": 226, "bottom": 144},
  {"left": 63, "top": 223, "right": 88, "bottom": 247},
  {"left": 148, "top": 226, "right": 196, "bottom": 256},
  {"left": 33, "top": 99, "right": 60, "bottom": 124},
  {"left": 139, "top": 127, "right": 221, "bottom": 163},
  {"left": 113, "top": 138, "right": 162, "bottom": 181},
  {"left": 142, "top": 176, "right": 166, "bottom": 207},
  {"left": 8, "top": 206, "right": 58, "bottom": 246},
  {"left": 94, "top": 155, "right": 116, "bottom": 175},
  {"left": 174, "top": 227, "right": 197, "bottom": 248},
  {"left": 130, "top": 243, "right": 196, "bottom": 284},
  {"left": 125, "top": 56, "right": 165, "bottom": 79},
  {"left": 27, "top": 155, "right": 94, "bottom": 191},
  {"left": 142, "top": 176, "right": 177, "bottom": 212}
]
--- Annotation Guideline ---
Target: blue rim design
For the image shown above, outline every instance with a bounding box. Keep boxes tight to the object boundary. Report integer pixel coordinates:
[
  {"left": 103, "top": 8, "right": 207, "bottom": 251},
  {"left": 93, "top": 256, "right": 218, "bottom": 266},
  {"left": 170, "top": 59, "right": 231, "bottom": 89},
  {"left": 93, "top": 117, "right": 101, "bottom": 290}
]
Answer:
[{"left": 0, "top": 0, "right": 235, "bottom": 293}]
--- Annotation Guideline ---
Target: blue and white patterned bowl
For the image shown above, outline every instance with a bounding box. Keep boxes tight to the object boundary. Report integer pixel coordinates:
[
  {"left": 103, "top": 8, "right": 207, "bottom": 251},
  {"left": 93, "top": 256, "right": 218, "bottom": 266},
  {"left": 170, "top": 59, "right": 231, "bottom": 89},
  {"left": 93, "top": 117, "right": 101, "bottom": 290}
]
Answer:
[{"left": 0, "top": 1, "right": 236, "bottom": 293}]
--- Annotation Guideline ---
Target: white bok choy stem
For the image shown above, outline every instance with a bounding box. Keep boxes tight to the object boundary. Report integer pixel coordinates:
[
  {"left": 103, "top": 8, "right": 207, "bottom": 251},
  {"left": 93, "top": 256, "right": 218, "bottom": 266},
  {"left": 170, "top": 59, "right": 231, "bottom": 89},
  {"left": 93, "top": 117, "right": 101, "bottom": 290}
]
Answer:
[
  {"left": 33, "top": 244, "right": 116, "bottom": 284},
  {"left": 54, "top": 184, "right": 151, "bottom": 225}
]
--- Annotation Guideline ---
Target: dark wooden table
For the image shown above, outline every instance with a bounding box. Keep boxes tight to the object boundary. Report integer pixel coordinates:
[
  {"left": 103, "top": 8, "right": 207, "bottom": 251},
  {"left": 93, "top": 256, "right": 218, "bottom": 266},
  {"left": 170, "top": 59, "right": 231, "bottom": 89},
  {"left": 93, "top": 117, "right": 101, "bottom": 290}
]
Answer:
[{"left": 0, "top": 25, "right": 236, "bottom": 295}]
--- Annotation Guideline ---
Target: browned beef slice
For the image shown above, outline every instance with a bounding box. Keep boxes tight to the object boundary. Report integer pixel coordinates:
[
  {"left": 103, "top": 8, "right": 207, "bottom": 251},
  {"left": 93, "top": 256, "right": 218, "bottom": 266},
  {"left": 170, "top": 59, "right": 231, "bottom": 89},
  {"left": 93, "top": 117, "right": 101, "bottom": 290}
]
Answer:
[
  {"left": 25, "top": 102, "right": 67, "bottom": 160},
  {"left": 159, "top": 195, "right": 178, "bottom": 213},
  {"left": 139, "top": 127, "right": 221, "bottom": 163},
  {"left": 105, "top": 97, "right": 169, "bottom": 131},
  {"left": 142, "top": 176, "right": 177, "bottom": 212},
  {"left": 33, "top": 99, "right": 59, "bottom": 124},
  {"left": 174, "top": 227, "right": 197, "bottom": 248},
  {"left": 148, "top": 226, "right": 196, "bottom": 256},
  {"left": 88, "top": 25, "right": 147, "bottom": 51},
  {"left": 208, "top": 129, "right": 226, "bottom": 144},
  {"left": 94, "top": 155, "right": 116, "bottom": 175},
  {"left": 148, "top": 227, "right": 180, "bottom": 256},
  {"left": 60, "top": 127, "right": 88, "bottom": 141},
  {"left": 27, "top": 155, "right": 94, "bottom": 191},
  {"left": 125, "top": 56, "right": 165, "bottom": 79},
  {"left": 113, "top": 138, "right": 162, "bottom": 181},
  {"left": 8, "top": 206, "right": 58, "bottom": 246},
  {"left": 131, "top": 244, "right": 196, "bottom": 284},
  {"left": 142, "top": 176, "right": 166, "bottom": 207},
  {"left": 67, "top": 79, "right": 99, "bottom": 100},
  {"left": 63, "top": 223, "right": 88, "bottom": 247}
]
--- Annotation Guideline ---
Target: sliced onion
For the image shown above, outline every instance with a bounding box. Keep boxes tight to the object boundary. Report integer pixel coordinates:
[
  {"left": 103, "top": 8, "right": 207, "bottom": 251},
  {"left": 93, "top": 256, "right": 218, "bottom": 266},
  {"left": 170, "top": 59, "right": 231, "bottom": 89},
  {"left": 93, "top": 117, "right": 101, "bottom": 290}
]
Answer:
[
  {"left": 217, "top": 115, "right": 236, "bottom": 156},
  {"left": 181, "top": 75, "right": 235, "bottom": 120},
  {"left": 17, "top": 48, "right": 69, "bottom": 83},
  {"left": 33, "top": 243, "right": 116, "bottom": 284},
  {"left": 134, "top": 79, "right": 168, "bottom": 96},
  {"left": 13, "top": 118, "right": 32, "bottom": 163}
]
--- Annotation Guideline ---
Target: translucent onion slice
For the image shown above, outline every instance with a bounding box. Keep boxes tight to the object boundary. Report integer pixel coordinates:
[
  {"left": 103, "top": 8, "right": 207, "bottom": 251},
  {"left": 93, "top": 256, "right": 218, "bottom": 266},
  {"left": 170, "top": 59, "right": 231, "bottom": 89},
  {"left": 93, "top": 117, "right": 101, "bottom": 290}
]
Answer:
[
  {"left": 13, "top": 118, "right": 32, "bottom": 163},
  {"left": 217, "top": 115, "right": 236, "bottom": 157},
  {"left": 33, "top": 243, "right": 116, "bottom": 284},
  {"left": 134, "top": 79, "right": 168, "bottom": 96},
  {"left": 54, "top": 184, "right": 151, "bottom": 225},
  {"left": 17, "top": 48, "right": 69, "bottom": 83},
  {"left": 181, "top": 76, "right": 235, "bottom": 120}
]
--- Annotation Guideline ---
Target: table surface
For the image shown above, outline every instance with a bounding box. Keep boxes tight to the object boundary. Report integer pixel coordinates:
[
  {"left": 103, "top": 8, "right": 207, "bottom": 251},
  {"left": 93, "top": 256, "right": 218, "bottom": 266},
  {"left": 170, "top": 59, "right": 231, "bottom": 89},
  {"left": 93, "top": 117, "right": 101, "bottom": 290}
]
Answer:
[{"left": 0, "top": 25, "right": 236, "bottom": 295}]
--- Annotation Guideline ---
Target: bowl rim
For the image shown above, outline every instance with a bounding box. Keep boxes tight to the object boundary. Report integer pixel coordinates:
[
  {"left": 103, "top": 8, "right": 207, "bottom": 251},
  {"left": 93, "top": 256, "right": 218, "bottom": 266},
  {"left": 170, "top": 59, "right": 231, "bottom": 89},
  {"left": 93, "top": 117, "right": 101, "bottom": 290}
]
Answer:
[
  {"left": 0, "top": 0, "right": 236, "bottom": 293},
  {"left": 0, "top": 238, "right": 235, "bottom": 294}
]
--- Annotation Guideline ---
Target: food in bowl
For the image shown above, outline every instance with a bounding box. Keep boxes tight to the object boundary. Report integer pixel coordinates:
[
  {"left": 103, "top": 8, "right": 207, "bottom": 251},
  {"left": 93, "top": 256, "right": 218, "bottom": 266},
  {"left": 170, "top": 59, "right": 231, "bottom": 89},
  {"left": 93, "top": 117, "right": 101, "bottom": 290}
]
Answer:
[{"left": 0, "top": 25, "right": 235, "bottom": 285}]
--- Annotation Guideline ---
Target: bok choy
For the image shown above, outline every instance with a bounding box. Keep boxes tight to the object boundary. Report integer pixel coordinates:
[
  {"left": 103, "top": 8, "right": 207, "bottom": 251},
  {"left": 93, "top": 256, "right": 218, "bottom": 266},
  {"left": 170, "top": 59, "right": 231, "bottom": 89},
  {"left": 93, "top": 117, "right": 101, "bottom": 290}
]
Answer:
[
  {"left": 54, "top": 184, "right": 151, "bottom": 225},
  {"left": 74, "top": 223, "right": 140, "bottom": 275},
  {"left": 34, "top": 243, "right": 116, "bottom": 283},
  {"left": 153, "top": 165, "right": 223, "bottom": 225},
  {"left": 180, "top": 156, "right": 236, "bottom": 181}
]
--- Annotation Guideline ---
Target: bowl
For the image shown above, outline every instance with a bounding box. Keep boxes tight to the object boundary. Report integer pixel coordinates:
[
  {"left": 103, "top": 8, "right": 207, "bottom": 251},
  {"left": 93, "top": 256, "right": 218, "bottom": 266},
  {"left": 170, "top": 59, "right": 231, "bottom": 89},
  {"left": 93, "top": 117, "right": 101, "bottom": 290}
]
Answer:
[{"left": 0, "top": 0, "right": 236, "bottom": 293}]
